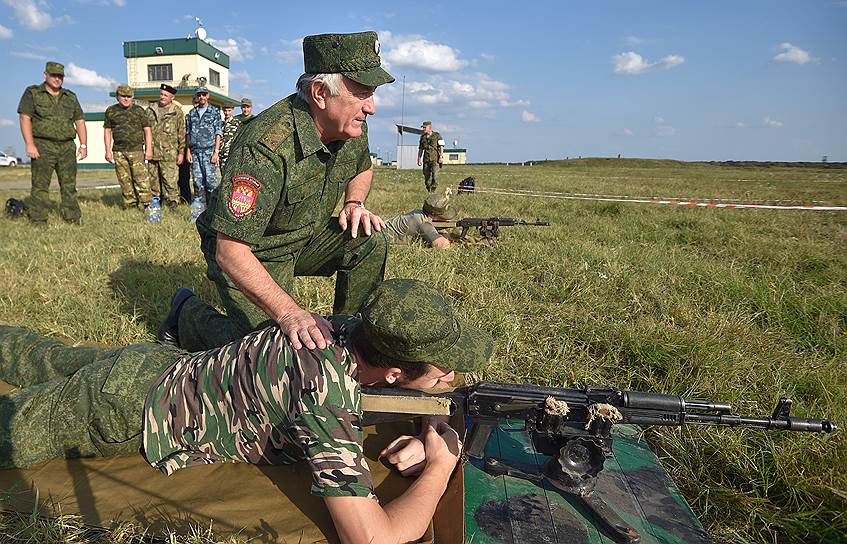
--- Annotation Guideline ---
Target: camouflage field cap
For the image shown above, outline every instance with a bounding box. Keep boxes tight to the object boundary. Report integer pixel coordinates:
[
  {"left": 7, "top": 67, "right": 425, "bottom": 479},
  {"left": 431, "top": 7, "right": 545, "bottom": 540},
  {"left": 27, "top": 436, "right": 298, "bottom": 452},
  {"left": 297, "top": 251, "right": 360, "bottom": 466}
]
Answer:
[
  {"left": 422, "top": 191, "right": 457, "bottom": 220},
  {"left": 421, "top": 121, "right": 432, "bottom": 127},
  {"left": 116, "top": 84, "right": 133, "bottom": 97},
  {"left": 361, "top": 279, "right": 493, "bottom": 372},
  {"left": 45, "top": 61, "right": 64, "bottom": 76},
  {"left": 240, "top": 98, "right": 252, "bottom": 106},
  {"left": 302, "top": 31, "right": 395, "bottom": 87},
  {"left": 194, "top": 86, "right": 209, "bottom": 95}
]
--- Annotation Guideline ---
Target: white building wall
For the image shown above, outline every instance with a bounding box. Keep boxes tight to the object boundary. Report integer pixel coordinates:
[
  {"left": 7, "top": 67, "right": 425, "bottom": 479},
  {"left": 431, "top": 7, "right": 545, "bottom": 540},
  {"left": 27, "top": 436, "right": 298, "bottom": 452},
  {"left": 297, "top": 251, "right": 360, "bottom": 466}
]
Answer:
[
  {"left": 396, "top": 145, "right": 419, "bottom": 170},
  {"left": 126, "top": 54, "right": 228, "bottom": 95}
]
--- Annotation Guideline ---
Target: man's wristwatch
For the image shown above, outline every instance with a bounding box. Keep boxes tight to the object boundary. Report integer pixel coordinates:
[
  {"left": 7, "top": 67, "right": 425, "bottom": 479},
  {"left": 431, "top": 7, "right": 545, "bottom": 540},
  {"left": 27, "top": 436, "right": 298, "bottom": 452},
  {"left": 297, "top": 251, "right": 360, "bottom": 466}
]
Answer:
[
  {"left": 79, "top": 144, "right": 87, "bottom": 149},
  {"left": 344, "top": 200, "right": 364, "bottom": 207}
]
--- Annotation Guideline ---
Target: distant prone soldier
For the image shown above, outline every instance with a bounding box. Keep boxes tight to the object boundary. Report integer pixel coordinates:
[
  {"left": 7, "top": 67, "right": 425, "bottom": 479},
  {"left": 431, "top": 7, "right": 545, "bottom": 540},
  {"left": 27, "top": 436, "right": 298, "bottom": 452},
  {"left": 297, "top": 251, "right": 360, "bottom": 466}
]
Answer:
[
  {"left": 104, "top": 85, "right": 153, "bottom": 210},
  {"left": 147, "top": 83, "right": 186, "bottom": 209},
  {"left": 385, "top": 190, "right": 457, "bottom": 249}
]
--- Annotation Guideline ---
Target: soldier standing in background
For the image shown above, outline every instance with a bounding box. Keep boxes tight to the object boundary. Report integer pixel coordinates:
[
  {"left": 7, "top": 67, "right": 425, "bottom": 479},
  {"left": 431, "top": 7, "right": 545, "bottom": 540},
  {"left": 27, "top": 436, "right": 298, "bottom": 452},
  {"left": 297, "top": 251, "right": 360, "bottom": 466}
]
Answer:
[
  {"left": 236, "top": 97, "right": 253, "bottom": 121},
  {"left": 219, "top": 103, "right": 237, "bottom": 168},
  {"left": 417, "top": 121, "right": 444, "bottom": 193},
  {"left": 185, "top": 86, "right": 221, "bottom": 202},
  {"left": 147, "top": 84, "right": 186, "bottom": 209},
  {"left": 17, "top": 61, "right": 87, "bottom": 225},
  {"left": 104, "top": 85, "right": 153, "bottom": 210}
]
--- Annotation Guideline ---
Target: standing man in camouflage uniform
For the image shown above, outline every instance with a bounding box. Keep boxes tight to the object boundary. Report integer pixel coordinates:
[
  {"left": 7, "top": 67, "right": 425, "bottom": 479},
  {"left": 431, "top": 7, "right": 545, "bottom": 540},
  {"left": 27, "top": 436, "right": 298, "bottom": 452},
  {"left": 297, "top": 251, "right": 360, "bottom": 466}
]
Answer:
[
  {"left": 218, "top": 103, "right": 238, "bottom": 168},
  {"left": 17, "top": 61, "right": 87, "bottom": 224},
  {"left": 147, "top": 83, "right": 186, "bottom": 209},
  {"left": 186, "top": 86, "right": 222, "bottom": 202},
  {"left": 237, "top": 97, "right": 253, "bottom": 121},
  {"left": 417, "top": 121, "right": 444, "bottom": 193},
  {"left": 0, "top": 279, "right": 492, "bottom": 543},
  {"left": 104, "top": 85, "right": 153, "bottom": 209},
  {"left": 177, "top": 32, "right": 393, "bottom": 353},
  {"left": 385, "top": 190, "right": 457, "bottom": 248}
]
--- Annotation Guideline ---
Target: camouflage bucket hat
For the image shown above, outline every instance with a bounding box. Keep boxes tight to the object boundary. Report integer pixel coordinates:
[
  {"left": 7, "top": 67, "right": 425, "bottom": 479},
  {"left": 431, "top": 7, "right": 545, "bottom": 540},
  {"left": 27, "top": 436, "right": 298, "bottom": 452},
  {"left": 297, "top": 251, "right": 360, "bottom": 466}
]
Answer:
[
  {"left": 116, "top": 84, "right": 133, "bottom": 97},
  {"left": 361, "top": 279, "right": 493, "bottom": 373},
  {"left": 302, "top": 31, "right": 395, "bottom": 87},
  {"left": 422, "top": 191, "right": 457, "bottom": 220},
  {"left": 45, "top": 61, "right": 64, "bottom": 76}
]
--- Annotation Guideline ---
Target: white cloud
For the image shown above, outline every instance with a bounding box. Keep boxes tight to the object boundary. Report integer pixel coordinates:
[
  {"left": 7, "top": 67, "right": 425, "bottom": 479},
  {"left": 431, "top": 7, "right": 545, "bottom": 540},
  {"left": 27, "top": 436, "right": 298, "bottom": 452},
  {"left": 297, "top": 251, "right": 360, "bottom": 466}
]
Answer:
[
  {"left": 763, "top": 116, "right": 783, "bottom": 128},
  {"left": 80, "top": 100, "right": 115, "bottom": 113},
  {"left": 619, "top": 127, "right": 634, "bottom": 137},
  {"left": 207, "top": 37, "right": 254, "bottom": 62},
  {"left": 230, "top": 70, "right": 267, "bottom": 88},
  {"left": 480, "top": 53, "right": 496, "bottom": 62},
  {"left": 623, "top": 35, "right": 648, "bottom": 45},
  {"left": 0, "top": 119, "right": 14, "bottom": 126},
  {"left": 11, "top": 51, "right": 48, "bottom": 61},
  {"left": 735, "top": 122, "right": 747, "bottom": 128},
  {"left": 4, "top": 0, "right": 52, "bottom": 30},
  {"left": 380, "top": 32, "right": 468, "bottom": 72},
  {"left": 0, "top": 24, "right": 12, "bottom": 39},
  {"left": 773, "top": 42, "right": 815, "bottom": 64},
  {"left": 521, "top": 110, "right": 540, "bottom": 123},
  {"left": 274, "top": 38, "right": 303, "bottom": 64},
  {"left": 654, "top": 116, "right": 676, "bottom": 137},
  {"left": 65, "top": 63, "right": 117, "bottom": 90},
  {"left": 612, "top": 51, "right": 685, "bottom": 75}
]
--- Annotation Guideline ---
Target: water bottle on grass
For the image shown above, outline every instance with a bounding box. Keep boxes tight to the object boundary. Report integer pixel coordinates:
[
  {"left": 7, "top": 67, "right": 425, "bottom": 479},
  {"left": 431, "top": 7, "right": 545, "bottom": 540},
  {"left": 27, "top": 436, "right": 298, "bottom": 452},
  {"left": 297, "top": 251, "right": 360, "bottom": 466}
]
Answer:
[
  {"left": 145, "top": 196, "right": 162, "bottom": 223},
  {"left": 190, "top": 197, "right": 205, "bottom": 222}
]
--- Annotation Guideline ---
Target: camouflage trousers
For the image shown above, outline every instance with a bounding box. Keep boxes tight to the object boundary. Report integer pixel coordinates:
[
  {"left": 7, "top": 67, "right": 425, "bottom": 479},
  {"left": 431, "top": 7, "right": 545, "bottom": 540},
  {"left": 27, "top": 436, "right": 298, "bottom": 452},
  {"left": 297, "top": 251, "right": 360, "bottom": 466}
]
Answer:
[
  {"left": 147, "top": 158, "right": 181, "bottom": 205},
  {"left": 0, "top": 325, "right": 179, "bottom": 469},
  {"left": 422, "top": 160, "right": 438, "bottom": 193},
  {"left": 190, "top": 148, "right": 218, "bottom": 201},
  {"left": 178, "top": 221, "right": 389, "bottom": 352},
  {"left": 114, "top": 150, "right": 151, "bottom": 208},
  {"left": 29, "top": 138, "right": 80, "bottom": 223}
]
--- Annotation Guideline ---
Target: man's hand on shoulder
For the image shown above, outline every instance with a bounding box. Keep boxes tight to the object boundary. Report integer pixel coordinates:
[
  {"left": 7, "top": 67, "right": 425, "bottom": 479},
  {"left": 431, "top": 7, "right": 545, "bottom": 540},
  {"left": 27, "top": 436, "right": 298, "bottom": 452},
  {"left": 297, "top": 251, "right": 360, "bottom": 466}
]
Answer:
[
  {"left": 338, "top": 201, "right": 385, "bottom": 239},
  {"left": 277, "top": 306, "right": 334, "bottom": 350}
]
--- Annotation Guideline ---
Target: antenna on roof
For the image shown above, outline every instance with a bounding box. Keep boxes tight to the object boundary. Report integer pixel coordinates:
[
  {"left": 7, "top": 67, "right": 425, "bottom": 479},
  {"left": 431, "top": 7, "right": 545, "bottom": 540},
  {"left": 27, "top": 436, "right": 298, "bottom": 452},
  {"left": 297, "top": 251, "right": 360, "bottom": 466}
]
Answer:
[{"left": 194, "top": 18, "right": 207, "bottom": 41}]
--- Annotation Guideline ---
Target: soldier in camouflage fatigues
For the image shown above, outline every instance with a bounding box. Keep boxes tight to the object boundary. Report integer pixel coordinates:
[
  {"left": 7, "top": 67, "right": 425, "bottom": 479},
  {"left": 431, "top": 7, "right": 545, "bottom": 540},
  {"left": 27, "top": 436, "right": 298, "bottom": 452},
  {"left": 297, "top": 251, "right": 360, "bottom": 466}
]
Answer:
[
  {"left": 417, "top": 121, "right": 444, "bottom": 193},
  {"left": 147, "top": 83, "right": 186, "bottom": 208},
  {"left": 186, "top": 86, "right": 222, "bottom": 201},
  {"left": 104, "top": 85, "right": 153, "bottom": 209},
  {"left": 181, "top": 32, "right": 394, "bottom": 354},
  {"left": 0, "top": 279, "right": 492, "bottom": 541},
  {"left": 17, "top": 61, "right": 88, "bottom": 224},
  {"left": 219, "top": 104, "right": 238, "bottom": 168}
]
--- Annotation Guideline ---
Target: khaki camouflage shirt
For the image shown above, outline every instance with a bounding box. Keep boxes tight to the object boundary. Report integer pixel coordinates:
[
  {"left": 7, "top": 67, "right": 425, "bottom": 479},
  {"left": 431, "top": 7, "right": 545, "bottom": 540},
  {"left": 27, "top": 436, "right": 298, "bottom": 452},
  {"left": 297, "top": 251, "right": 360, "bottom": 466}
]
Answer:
[
  {"left": 104, "top": 103, "right": 150, "bottom": 152},
  {"left": 142, "top": 316, "right": 375, "bottom": 499},
  {"left": 147, "top": 101, "right": 186, "bottom": 161},
  {"left": 419, "top": 131, "right": 443, "bottom": 163},
  {"left": 385, "top": 209, "right": 442, "bottom": 245},
  {"left": 17, "top": 83, "right": 83, "bottom": 142}
]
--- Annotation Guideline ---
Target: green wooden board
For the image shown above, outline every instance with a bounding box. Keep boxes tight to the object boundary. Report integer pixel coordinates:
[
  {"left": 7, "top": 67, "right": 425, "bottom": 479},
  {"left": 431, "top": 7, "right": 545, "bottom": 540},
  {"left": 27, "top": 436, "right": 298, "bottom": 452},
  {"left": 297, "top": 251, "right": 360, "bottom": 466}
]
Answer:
[{"left": 463, "top": 420, "right": 711, "bottom": 544}]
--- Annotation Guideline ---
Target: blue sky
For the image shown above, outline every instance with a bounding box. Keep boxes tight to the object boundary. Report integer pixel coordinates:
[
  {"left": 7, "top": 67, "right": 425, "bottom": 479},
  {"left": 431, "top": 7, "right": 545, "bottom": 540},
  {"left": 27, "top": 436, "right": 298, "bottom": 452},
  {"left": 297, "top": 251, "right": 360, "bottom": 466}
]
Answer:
[{"left": 2, "top": 0, "right": 846, "bottom": 162}]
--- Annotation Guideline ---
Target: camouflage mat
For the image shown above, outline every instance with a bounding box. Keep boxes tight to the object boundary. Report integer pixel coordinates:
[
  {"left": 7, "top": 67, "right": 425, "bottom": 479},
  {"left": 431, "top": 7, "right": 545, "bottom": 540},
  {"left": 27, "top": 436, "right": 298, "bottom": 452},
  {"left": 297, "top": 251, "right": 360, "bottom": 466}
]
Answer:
[{"left": 0, "top": 379, "right": 462, "bottom": 543}]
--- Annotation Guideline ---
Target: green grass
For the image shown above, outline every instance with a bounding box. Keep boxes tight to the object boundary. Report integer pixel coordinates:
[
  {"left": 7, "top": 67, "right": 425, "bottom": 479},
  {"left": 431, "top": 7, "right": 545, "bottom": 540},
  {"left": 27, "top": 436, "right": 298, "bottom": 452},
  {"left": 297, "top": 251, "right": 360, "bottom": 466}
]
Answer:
[{"left": 1, "top": 159, "right": 845, "bottom": 543}]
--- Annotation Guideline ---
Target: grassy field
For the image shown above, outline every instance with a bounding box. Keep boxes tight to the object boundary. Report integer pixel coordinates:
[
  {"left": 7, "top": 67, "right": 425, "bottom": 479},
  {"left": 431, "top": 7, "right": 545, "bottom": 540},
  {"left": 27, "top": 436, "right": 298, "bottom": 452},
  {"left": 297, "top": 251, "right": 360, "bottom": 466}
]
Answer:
[{"left": 0, "top": 159, "right": 845, "bottom": 543}]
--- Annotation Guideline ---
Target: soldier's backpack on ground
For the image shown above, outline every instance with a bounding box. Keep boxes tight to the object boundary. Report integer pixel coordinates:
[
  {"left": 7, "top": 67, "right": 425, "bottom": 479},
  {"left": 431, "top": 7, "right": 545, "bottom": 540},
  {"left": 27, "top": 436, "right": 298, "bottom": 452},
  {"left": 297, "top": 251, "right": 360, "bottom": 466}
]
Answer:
[{"left": 458, "top": 177, "right": 476, "bottom": 193}]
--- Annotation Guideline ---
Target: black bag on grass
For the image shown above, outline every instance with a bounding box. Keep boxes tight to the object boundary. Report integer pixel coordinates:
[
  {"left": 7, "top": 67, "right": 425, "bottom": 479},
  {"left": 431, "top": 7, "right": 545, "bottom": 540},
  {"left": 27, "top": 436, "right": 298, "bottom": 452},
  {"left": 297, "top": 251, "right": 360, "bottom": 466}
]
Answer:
[{"left": 5, "top": 198, "right": 28, "bottom": 219}]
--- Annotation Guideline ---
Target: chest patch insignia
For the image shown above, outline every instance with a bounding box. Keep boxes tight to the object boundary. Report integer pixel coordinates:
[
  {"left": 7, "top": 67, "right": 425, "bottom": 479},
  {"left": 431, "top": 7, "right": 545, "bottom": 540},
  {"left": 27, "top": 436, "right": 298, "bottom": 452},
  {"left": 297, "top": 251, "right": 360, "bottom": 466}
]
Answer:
[{"left": 228, "top": 174, "right": 262, "bottom": 218}]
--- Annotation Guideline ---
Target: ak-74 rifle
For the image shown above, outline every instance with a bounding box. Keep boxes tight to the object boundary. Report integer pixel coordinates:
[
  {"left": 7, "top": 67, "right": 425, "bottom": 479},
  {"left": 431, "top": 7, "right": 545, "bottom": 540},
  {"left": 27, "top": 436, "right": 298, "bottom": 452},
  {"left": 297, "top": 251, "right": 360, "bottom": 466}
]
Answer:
[
  {"left": 362, "top": 381, "right": 836, "bottom": 544},
  {"left": 431, "top": 217, "right": 549, "bottom": 241}
]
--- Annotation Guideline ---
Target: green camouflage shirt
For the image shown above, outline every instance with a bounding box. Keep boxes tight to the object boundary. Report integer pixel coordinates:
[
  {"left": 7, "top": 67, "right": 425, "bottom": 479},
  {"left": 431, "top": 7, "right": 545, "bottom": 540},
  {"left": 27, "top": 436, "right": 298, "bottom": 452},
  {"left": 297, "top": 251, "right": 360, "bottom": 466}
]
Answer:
[
  {"left": 197, "top": 94, "right": 371, "bottom": 260},
  {"left": 147, "top": 101, "right": 186, "bottom": 161},
  {"left": 104, "top": 103, "right": 150, "bottom": 152},
  {"left": 17, "top": 83, "right": 83, "bottom": 142},
  {"left": 385, "top": 209, "right": 442, "bottom": 245},
  {"left": 142, "top": 316, "right": 375, "bottom": 499},
  {"left": 418, "top": 131, "right": 443, "bottom": 163}
]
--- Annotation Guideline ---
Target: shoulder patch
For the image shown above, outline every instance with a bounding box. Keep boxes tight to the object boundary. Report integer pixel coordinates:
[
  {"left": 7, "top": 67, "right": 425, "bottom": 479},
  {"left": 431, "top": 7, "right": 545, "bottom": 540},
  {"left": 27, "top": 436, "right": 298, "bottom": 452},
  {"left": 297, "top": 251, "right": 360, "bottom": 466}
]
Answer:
[
  {"left": 259, "top": 118, "right": 293, "bottom": 151},
  {"left": 228, "top": 173, "right": 263, "bottom": 218}
]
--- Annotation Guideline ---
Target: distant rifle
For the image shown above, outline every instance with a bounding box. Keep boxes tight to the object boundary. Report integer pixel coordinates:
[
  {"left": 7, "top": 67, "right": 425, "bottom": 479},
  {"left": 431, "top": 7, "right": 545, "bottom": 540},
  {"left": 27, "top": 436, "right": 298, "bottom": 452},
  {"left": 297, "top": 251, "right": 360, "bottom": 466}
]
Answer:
[
  {"left": 431, "top": 217, "right": 550, "bottom": 241},
  {"left": 363, "top": 381, "right": 836, "bottom": 544}
]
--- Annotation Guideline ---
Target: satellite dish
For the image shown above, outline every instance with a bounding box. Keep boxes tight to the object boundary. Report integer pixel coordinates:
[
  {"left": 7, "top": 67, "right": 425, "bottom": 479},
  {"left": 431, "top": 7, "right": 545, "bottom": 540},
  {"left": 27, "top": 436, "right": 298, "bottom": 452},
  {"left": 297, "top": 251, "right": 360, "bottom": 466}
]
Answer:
[
  {"left": 453, "top": 140, "right": 459, "bottom": 148},
  {"left": 196, "top": 27, "right": 207, "bottom": 41}
]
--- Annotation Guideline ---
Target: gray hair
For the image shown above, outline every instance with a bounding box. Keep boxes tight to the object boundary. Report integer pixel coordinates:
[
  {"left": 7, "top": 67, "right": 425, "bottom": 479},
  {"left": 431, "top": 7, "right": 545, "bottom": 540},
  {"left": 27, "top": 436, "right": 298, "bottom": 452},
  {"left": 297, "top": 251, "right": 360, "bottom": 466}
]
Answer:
[{"left": 296, "top": 72, "right": 344, "bottom": 103}]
